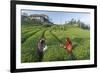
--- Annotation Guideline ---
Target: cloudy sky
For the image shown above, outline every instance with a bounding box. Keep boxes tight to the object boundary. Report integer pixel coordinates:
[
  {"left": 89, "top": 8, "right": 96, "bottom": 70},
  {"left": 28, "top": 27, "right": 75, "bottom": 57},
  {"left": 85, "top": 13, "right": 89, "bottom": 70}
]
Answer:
[{"left": 21, "top": 9, "right": 90, "bottom": 25}]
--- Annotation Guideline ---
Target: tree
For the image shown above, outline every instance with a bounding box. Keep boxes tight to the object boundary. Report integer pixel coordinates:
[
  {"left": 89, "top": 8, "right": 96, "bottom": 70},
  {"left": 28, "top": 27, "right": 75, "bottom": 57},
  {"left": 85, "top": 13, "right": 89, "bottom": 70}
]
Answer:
[
  {"left": 79, "top": 22, "right": 90, "bottom": 29},
  {"left": 67, "top": 18, "right": 77, "bottom": 25},
  {"left": 77, "top": 19, "right": 81, "bottom": 27},
  {"left": 22, "top": 12, "right": 28, "bottom": 16}
]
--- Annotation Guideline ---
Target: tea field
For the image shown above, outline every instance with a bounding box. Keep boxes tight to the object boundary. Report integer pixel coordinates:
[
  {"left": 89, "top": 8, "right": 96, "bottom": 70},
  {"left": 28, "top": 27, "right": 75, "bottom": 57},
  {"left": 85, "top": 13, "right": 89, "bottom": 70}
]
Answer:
[{"left": 21, "top": 25, "right": 90, "bottom": 63}]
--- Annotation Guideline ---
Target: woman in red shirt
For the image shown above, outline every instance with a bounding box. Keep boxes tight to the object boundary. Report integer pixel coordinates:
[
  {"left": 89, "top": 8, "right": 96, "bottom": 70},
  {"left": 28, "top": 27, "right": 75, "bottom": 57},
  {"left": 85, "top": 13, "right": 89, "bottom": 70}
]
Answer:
[
  {"left": 60, "top": 37, "right": 72, "bottom": 54},
  {"left": 65, "top": 37, "right": 72, "bottom": 54}
]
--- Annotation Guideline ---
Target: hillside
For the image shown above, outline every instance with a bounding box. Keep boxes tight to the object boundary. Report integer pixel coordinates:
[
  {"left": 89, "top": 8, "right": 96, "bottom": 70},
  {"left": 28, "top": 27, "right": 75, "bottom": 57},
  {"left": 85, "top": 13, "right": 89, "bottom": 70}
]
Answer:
[{"left": 21, "top": 24, "right": 90, "bottom": 62}]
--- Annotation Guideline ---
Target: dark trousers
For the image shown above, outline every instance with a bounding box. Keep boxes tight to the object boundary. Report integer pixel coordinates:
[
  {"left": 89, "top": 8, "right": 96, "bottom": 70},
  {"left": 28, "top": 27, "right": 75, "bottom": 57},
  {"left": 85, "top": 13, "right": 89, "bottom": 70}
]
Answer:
[{"left": 37, "top": 51, "right": 43, "bottom": 62}]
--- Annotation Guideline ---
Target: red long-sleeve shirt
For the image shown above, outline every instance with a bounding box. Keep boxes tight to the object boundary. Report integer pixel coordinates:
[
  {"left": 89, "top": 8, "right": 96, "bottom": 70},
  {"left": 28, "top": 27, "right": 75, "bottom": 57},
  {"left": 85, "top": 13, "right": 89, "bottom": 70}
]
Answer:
[{"left": 65, "top": 38, "right": 72, "bottom": 54}]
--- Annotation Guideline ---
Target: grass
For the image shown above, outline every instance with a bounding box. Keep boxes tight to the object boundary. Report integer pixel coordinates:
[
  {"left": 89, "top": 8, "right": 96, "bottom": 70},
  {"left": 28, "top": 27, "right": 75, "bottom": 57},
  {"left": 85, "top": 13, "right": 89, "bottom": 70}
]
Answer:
[
  {"left": 21, "top": 30, "right": 45, "bottom": 62},
  {"left": 21, "top": 24, "right": 90, "bottom": 62},
  {"left": 43, "top": 30, "right": 69, "bottom": 61}
]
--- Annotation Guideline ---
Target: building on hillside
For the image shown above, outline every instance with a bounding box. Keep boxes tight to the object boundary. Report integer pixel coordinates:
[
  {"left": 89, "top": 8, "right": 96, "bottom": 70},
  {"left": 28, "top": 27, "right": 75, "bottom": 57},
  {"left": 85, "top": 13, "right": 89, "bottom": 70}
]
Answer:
[{"left": 29, "top": 14, "right": 53, "bottom": 24}]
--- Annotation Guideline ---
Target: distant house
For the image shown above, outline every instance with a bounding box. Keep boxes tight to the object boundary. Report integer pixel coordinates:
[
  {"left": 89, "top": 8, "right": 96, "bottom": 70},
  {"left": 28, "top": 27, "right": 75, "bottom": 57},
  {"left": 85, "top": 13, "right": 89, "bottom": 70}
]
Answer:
[{"left": 29, "top": 14, "right": 53, "bottom": 24}]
